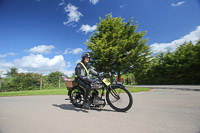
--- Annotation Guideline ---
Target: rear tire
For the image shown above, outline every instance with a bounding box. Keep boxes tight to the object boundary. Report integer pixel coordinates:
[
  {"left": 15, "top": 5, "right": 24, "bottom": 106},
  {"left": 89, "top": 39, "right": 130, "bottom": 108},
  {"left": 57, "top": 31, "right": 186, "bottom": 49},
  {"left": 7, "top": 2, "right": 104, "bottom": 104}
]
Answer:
[
  {"left": 69, "top": 86, "right": 85, "bottom": 108},
  {"left": 106, "top": 86, "right": 133, "bottom": 112}
]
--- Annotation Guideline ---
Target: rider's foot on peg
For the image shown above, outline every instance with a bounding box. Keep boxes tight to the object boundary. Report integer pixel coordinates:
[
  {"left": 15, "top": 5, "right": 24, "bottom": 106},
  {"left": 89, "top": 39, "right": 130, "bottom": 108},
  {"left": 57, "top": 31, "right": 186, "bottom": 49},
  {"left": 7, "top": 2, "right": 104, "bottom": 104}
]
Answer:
[{"left": 83, "top": 102, "right": 90, "bottom": 110}]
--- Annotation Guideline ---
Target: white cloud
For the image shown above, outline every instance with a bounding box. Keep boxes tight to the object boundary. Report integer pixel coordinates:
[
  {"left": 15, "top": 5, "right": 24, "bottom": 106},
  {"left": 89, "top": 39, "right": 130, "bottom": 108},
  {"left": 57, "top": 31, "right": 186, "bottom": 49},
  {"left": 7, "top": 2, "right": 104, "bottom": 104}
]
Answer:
[
  {"left": 120, "top": 3, "right": 127, "bottom": 8},
  {"left": 14, "top": 54, "right": 66, "bottom": 74},
  {"left": 171, "top": 1, "right": 185, "bottom": 7},
  {"left": 64, "top": 70, "right": 74, "bottom": 77},
  {"left": 66, "top": 62, "right": 72, "bottom": 68},
  {"left": 150, "top": 26, "right": 200, "bottom": 53},
  {"left": 27, "top": 45, "right": 55, "bottom": 54},
  {"left": 76, "top": 59, "right": 81, "bottom": 64},
  {"left": 64, "top": 48, "right": 84, "bottom": 55},
  {"left": 89, "top": 0, "right": 99, "bottom": 5},
  {"left": 0, "top": 54, "right": 75, "bottom": 77},
  {"left": 71, "top": 48, "right": 84, "bottom": 54},
  {"left": 58, "top": 0, "right": 65, "bottom": 6},
  {"left": 0, "top": 60, "right": 15, "bottom": 77},
  {"left": 79, "top": 24, "right": 97, "bottom": 34},
  {"left": 64, "top": 48, "right": 70, "bottom": 54},
  {"left": 0, "top": 52, "right": 16, "bottom": 58},
  {"left": 63, "top": 3, "right": 83, "bottom": 25}
]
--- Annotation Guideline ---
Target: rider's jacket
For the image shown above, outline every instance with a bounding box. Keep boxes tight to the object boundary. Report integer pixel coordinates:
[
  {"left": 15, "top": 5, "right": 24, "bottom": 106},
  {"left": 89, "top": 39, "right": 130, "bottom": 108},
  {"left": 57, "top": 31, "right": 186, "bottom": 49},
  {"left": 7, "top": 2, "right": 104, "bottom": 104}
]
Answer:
[{"left": 75, "top": 61, "right": 98, "bottom": 83}]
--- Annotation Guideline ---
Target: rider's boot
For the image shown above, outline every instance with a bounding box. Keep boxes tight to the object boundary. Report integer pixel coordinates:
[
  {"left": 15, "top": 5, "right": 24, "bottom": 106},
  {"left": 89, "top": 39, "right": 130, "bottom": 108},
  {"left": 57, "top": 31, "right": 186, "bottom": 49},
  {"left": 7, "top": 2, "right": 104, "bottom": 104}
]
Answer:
[
  {"left": 83, "top": 100, "right": 90, "bottom": 110},
  {"left": 83, "top": 89, "right": 91, "bottom": 110}
]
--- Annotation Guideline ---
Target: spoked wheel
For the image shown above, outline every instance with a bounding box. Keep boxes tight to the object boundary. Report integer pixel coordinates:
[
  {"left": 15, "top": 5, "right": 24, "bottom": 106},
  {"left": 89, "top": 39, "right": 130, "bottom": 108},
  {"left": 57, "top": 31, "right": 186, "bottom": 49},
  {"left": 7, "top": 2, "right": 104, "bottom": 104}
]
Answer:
[
  {"left": 69, "top": 86, "right": 85, "bottom": 108},
  {"left": 106, "top": 86, "right": 133, "bottom": 112}
]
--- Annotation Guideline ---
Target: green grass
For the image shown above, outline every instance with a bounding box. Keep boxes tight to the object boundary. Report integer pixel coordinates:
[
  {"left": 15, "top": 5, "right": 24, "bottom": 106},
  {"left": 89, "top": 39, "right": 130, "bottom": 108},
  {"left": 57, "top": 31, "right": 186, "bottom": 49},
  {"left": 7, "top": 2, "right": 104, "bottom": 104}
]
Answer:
[
  {"left": 126, "top": 87, "right": 150, "bottom": 93},
  {"left": 0, "top": 89, "right": 68, "bottom": 97},
  {"left": 0, "top": 87, "right": 150, "bottom": 97}
]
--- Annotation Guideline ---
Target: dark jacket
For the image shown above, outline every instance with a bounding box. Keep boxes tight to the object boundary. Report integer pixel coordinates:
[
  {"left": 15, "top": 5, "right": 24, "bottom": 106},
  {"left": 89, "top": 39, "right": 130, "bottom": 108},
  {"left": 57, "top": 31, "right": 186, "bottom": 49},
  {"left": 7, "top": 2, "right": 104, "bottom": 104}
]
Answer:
[{"left": 75, "top": 61, "right": 98, "bottom": 84}]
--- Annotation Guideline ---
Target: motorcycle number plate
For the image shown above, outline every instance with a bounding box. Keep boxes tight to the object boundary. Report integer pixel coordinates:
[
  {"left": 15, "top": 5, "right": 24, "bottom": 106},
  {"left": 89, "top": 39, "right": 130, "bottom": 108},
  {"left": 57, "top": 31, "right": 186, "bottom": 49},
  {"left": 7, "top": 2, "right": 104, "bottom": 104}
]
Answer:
[{"left": 102, "top": 78, "right": 111, "bottom": 86}]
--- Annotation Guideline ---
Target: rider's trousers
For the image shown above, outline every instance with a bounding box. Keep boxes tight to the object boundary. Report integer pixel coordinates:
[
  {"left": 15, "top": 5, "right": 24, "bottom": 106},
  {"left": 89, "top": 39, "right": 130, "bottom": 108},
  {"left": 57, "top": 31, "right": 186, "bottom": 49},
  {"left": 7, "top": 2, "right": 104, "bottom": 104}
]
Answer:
[{"left": 77, "top": 79, "right": 91, "bottom": 102}]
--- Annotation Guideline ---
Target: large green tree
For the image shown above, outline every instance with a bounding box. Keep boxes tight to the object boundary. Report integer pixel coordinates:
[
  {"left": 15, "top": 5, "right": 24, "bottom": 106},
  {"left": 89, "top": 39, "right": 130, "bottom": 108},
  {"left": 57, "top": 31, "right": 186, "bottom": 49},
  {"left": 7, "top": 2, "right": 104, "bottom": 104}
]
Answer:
[
  {"left": 136, "top": 41, "right": 200, "bottom": 85},
  {"left": 85, "top": 14, "right": 152, "bottom": 82}
]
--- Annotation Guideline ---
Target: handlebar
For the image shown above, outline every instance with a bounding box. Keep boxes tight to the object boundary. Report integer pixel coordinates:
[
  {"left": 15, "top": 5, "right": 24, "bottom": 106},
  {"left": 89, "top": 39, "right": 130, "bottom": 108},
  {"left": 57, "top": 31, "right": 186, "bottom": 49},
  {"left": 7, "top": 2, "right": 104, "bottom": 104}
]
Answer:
[{"left": 98, "top": 72, "right": 111, "bottom": 78}]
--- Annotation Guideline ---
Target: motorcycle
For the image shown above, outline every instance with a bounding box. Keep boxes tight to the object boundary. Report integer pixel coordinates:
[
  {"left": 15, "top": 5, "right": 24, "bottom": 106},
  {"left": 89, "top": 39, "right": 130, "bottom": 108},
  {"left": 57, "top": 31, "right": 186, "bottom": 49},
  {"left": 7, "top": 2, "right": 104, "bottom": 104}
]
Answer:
[{"left": 68, "top": 73, "right": 133, "bottom": 112}]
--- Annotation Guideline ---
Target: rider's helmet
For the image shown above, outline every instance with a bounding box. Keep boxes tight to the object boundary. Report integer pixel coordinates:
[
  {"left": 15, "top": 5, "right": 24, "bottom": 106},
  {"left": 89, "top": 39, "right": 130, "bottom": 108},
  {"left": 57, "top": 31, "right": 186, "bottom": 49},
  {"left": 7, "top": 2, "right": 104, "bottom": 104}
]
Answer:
[{"left": 81, "top": 52, "right": 90, "bottom": 61}]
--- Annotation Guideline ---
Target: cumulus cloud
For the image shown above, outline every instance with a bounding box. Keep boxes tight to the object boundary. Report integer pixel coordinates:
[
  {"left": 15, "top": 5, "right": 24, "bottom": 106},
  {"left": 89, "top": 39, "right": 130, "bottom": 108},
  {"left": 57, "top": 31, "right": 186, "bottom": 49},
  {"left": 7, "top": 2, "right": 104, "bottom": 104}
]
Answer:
[
  {"left": 64, "top": 48, "right": 84, "bottom": 55},
  {"left": 0, "top": 52, "right": 16, "bottom": 58},
  {"left": 76, "top": 59, "right": 81, "bottom": 64},
  {"left": 64, "top": 70, "right": 74, "bottom": 77},
  {"left": 63, "top": 3, "right": 83, "bottom": 25},
  {"left": 150, "top": 26, "right": 200, "bottom": 53},
  {"left": 14, "top": 54, "right": 66, "bottom": 74},
  {"left": 89, "top": 0, "right": 99, "bottom": 5},
  {"left": 0, "top": 60, "right": 15, "bottom": 77},
  {"left": 79, "top": 24, "right": 97, "bottom": 34},
  {"left": 0, "top": 54, "right": 75, "bottom": 77},
  {"left": 58, "top": 0, "right": 65, "bottom": 6},
  {"left": 66, "top": 62, "right": 72, "bottom": 68},
  {"left": 27, "top": 45, "right": 55, "bottom": 54},
  {"left": 71, "top": 48, "right": 84, "bottom": 54},
  {"left": 120, "top": 3, "right": 127, "bottom": 8},
  {"left": 171, "top": 1, "right": 185, "bottom": 7}
]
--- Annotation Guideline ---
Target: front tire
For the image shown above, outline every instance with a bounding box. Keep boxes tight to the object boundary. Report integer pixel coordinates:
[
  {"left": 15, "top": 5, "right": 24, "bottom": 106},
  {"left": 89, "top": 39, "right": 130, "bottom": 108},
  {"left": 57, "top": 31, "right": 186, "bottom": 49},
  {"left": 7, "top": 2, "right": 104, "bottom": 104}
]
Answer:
[{"left": 106, "top": 86, "right": 133, "bottom": 112}]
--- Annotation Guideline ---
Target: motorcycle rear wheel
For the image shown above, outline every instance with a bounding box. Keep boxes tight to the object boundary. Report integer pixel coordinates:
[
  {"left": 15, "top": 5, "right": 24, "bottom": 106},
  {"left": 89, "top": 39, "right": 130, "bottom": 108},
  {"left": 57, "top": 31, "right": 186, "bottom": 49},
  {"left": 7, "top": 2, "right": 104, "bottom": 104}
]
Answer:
[{"left": 69, "top": 86, "right": 84, "bottom": 108}]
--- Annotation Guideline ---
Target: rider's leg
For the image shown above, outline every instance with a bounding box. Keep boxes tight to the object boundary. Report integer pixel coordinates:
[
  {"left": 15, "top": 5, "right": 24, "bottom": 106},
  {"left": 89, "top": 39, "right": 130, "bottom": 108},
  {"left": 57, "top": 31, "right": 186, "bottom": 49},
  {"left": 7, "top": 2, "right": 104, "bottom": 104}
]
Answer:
[
  {"left": 84, "top": 84, "right": 91, "bottom": 102},
  {"left": 77, "top": 80, "right": 91, "bottom": 109}
]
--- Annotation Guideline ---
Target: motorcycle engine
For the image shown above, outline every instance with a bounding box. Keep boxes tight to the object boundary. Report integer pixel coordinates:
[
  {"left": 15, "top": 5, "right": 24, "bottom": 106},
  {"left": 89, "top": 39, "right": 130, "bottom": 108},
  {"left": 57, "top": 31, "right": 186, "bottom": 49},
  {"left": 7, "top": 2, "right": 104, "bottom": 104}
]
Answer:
[
  {"left": 91, "top": 90, "right": 105, "bottom": 106},
  {"left": 91, "top": 82, "right": 103, "bottom": 89}
]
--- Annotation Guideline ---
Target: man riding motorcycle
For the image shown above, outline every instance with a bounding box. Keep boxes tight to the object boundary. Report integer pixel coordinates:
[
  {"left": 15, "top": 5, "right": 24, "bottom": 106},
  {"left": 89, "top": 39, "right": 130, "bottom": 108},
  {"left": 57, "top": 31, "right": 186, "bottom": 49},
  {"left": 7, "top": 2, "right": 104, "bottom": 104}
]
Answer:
[{"left": 75, "top": 52, "right": 102, "bottom": 109}]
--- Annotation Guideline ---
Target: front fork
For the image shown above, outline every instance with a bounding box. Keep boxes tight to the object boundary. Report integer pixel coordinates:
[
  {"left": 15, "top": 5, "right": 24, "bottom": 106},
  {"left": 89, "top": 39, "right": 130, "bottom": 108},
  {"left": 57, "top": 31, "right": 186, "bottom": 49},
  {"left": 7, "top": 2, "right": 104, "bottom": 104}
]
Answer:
[{"left": 107, "top": 84, "right": 123, "bottom": 100}]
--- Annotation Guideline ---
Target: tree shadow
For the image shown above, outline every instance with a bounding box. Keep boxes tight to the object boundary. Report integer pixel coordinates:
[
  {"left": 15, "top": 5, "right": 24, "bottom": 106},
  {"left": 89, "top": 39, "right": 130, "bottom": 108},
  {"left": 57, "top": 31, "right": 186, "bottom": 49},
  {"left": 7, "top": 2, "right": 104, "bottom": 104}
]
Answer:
[{"left": 52, "top": 104, "right": 125, "bottom": 113}]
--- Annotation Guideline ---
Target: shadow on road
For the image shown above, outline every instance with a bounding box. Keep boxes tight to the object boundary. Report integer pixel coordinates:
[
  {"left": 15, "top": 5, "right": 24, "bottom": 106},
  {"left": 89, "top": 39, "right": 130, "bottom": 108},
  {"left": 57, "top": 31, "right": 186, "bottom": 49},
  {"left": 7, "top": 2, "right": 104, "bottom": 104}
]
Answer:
[
  {"left": 52, "top": 104, "right": 121, "bottom": 113},
  {"left": 52, "top": 104, "right": 89, "bottom": 113}
]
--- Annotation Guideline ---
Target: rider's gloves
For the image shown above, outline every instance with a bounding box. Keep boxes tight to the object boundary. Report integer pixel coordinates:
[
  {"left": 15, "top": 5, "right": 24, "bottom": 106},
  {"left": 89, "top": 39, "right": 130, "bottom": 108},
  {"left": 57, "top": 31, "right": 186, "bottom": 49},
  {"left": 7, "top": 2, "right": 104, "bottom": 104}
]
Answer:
[
  {"left": 103, "top": 73, "right": 110, "bottom": 77},
  {"left": 98, "top": 73, "right": 104, "bottom": 77}
]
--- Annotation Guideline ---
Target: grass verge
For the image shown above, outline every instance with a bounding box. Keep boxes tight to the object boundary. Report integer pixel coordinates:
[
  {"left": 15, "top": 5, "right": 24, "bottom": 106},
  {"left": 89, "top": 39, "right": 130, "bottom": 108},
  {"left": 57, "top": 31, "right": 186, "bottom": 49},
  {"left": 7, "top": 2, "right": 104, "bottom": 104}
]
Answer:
[
  {"left": 126, "top": 87, "right": 150, "bottom": 93},
  {"left": 0, "top": 87, "right": 150, "bottom": 97}
]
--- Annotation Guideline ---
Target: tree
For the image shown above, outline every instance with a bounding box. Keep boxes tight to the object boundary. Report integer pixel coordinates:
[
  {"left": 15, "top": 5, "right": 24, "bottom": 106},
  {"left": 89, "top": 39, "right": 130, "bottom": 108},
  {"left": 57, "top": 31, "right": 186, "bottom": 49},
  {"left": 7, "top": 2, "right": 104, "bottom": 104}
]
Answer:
[
  {"left": 85, "top": 14, "right": 152, "bottom": 82},
  {"left": 6, "top": 67, "right": 18, "bottom": 77},
  {"left": 46, "top": 71, "right": 64, "bottom": 86},
  {"left": 136, "top": 41, "right": 200, "bottom": 85}
]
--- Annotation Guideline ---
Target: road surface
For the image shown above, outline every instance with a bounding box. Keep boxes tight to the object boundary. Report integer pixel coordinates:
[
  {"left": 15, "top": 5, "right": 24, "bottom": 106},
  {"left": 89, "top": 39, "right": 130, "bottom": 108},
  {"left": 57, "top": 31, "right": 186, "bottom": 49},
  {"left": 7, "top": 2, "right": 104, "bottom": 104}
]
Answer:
[
  {"left": 0, "top": 89, "right": 200, "bottom": 133},
  {"left": 129, "top": 85, "right": 200, "bottom": 91}
]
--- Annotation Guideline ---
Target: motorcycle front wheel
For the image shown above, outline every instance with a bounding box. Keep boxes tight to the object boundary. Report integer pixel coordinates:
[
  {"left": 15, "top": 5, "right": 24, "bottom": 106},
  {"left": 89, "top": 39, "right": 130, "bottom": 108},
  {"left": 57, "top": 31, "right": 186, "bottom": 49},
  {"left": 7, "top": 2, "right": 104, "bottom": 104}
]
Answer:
[{"left": 106, "top": 86, "right": 133, "bottom": 112}]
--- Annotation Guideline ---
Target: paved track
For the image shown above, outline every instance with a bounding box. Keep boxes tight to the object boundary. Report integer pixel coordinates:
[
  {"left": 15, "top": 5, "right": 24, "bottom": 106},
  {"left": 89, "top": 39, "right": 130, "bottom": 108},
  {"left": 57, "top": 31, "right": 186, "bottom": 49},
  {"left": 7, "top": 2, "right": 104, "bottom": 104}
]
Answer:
[
  {"left": 0, "top": 89, "right": 200, "bottom": 133},
  {"left": 129, "top": 85, "right": 200, "bottom": 91}
]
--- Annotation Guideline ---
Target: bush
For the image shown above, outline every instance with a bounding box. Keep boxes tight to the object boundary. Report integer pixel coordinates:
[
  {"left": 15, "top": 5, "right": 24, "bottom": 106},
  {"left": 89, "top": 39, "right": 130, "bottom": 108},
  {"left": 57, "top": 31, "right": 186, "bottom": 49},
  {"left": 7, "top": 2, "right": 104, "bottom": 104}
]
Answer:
[{"left": 1, "top": 73, "right": 42, "bottom": 91}]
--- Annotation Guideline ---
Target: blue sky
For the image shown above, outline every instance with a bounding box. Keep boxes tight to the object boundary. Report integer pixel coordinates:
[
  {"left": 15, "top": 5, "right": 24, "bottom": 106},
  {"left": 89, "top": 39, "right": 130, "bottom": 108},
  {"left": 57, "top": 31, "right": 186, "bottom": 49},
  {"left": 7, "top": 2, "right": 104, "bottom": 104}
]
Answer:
[{"left": 0, "top": 0, "right": 200, "bottom": 76}]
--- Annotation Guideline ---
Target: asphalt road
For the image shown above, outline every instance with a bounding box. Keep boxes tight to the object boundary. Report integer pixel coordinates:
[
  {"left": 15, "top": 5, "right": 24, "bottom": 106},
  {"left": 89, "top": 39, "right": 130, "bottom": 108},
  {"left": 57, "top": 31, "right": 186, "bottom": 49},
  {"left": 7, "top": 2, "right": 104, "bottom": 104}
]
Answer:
[
  {"left": 129, "top": 85, "right": 200, "bottom": 91},
  {"left": 0, "top": 89, "right": 200, "bottom": 133}
]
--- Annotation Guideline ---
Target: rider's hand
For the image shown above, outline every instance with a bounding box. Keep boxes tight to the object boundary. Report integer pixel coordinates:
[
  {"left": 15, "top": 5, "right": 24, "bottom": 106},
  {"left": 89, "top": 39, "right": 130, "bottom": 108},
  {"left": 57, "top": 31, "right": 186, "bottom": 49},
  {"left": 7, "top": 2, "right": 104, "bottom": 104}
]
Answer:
[
  {"left": 98, "top": 73, "right": 104, "bottom": 77},
  {"left": 103, "top": 73, "right": 110, "bottom": 77}
]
